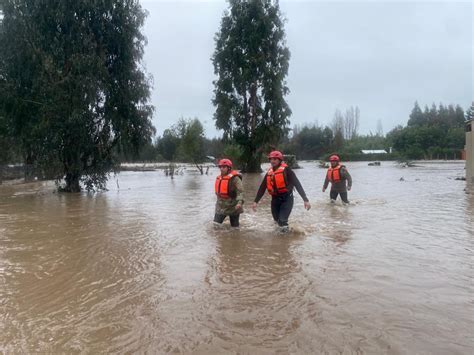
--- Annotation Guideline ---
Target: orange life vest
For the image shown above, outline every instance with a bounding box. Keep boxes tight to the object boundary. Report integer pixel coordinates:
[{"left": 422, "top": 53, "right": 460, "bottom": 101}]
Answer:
[
  {"left": 327, "top": 165, "right": 342, "bottom": 183},
  {"left": 215, "top": 170, "right": 241, "bottom": 199},
  {"left": 266, "top": 163, "right": 289, "bottom": 195}
]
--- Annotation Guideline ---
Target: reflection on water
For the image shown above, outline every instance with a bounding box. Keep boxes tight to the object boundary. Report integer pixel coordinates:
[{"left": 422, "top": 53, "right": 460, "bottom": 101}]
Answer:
[{"left": 1, "top": 162, "right": 472, "bottom": 353}]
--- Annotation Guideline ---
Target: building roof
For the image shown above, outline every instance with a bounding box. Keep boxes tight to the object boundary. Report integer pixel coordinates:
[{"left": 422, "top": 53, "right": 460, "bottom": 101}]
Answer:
[{"left": 360, "top": 149, "right": 387, "bottom": 154}]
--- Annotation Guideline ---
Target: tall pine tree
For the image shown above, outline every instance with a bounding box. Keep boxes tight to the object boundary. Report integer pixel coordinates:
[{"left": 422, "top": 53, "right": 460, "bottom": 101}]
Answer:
[
  {"left": 466, "top": 102, "right": 474, "bottom": 121},
  {"left": 212, "top": 0, "right": 291, "bottom": 172},
  {"left": 407, "top": 101, "right": 425, "bottom": 126}
]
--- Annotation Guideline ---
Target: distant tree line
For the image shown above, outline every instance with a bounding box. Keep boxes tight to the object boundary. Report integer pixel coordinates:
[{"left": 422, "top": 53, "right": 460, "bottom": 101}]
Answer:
[
  {"left": 1, "top": 0, "right": 471, "bottom": 187},
  {"left": 155, "top": 118, "right": 207, "bottom": 174},
  {"left": 130, "top": 101, "right": 471, "bottom": 168},
  {"left": 386, "top": 102, "right": 468, "bottom": 160}
]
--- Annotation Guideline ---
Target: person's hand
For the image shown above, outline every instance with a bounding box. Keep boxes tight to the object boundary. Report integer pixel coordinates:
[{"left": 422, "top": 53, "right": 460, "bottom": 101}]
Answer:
[
  {"left": 322, "top": 187, "right": 326, "bottom": 192},
  {"left": 304, "top": 201, "right": 311, "bottom": 210},
  {"left": 252, "top": 202, "right": 257, "bottom": 212},
  {"left": 347, "top": 186, "right": 351, "bottom": 191}
]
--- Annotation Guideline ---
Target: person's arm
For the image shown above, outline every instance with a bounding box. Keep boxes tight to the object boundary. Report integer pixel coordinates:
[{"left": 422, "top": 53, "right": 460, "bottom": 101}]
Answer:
[
  {"left": 233, "top": 177, "right": 244, "bottom": 206},
  {"left": 342, "top": 167, "right": 352, "bottom": 189},
  {"left": 286, "top": 168, "right": 309, "bottom": 202},
  {"left": 253, "top": 175, "right": 267, "bottom": 203},
  {"left": 323, "top": 175, "right": 329, "bottom": 190}
]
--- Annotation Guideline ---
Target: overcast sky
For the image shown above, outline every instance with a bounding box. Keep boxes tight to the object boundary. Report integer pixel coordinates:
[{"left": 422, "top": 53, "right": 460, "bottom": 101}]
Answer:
[{"left": 142, "top": 0, "right": 473, "bottom": 137}]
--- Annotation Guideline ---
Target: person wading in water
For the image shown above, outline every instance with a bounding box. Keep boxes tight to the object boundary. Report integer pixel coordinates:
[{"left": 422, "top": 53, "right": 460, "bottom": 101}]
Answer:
[
  {"left": 323, "top": 154, "right": 352, "bottom": 204},
  {"left": 214, "top": 159, "right": 244, "bottom": 227},
  {"left": 252, "top": 151, "right": 311, "bottom": 232}
]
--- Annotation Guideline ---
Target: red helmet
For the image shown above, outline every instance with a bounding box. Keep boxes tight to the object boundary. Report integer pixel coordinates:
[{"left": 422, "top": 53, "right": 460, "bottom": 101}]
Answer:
[
  {"left": 268, "top": 150, "right": 284, "bottom": 160},
  {"left": 329, "top": 155, "right": 340, "bottom": 162},
  {"left": 218, "top": 159, "right": 232, "bottom": 168}
]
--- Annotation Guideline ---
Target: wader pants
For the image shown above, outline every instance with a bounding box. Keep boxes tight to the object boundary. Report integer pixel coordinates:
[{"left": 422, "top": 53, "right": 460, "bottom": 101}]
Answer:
[
  {"left": 330, "top": 190, "right": 349, "bottom": 203},
  {"left": 214, "top": 213, "right": 240, "bottom": 227},
  {"left": 271, "top": 192, "right": 294, "bottom": 227}
]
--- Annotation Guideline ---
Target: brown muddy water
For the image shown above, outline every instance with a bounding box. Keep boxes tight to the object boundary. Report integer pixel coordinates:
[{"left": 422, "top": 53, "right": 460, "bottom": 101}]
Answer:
[{"left": 1, "top": 161, "right": 472, "bottom": 354}]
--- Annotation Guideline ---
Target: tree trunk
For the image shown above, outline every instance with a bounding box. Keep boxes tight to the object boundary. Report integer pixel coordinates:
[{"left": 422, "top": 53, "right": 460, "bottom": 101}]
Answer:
[
  {"left": 195, "top": 164, "right": 203, "bottom": 175},
  {"left": 250, "top": 83, "right": 257, "bottom": 133},
  {"left": 64, "top": 172, "right": 81, "bottom": 192},
  {"left": 24, "top": 153, "right": 35, "bottom": 182},
  {"left": 242, "top": 88, "right": 248, "bottom": 132},
  {"left": 242, "top": 149, "right": 262, "bottom": 173}
]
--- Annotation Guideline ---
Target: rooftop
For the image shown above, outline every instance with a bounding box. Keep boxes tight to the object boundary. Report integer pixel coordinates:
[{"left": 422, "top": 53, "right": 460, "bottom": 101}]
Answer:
[{"left": 360, "top": 149, "right": 387, "bottom": 154}]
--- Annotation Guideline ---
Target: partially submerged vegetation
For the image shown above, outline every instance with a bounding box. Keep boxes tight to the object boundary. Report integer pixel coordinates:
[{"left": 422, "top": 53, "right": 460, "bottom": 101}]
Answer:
[
  {"left": 0, "top": 1, "right": 155, "bottom": 191},
  {"left": 128, "top": 101, "right": 470, "bottom": 169},
  {"left": 0, "top": 0, "right": 471, "bottom": 190}
]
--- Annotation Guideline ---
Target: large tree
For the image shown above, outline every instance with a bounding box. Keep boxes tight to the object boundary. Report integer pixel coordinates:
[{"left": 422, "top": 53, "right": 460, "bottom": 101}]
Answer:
[
  {"left": 407, "top": 101, "right": 425, "bottom": 127},
  {"left": 466, "top": 102, "right": 474, "bottom": 121},
  {"left": 212, "top": 0, "right": 291, "bottom": 172},
  {"left": 157, "top": 118, "right": 206, "bottom": 173},
  {"left": 157, "top": 128, "right": 180, "bottom": 161},
  {"left": 177, "top": 118, "right": 206, "bottom": 174},
  {"left": 0, "top": 0, "right": 155, "bottom": 191}
]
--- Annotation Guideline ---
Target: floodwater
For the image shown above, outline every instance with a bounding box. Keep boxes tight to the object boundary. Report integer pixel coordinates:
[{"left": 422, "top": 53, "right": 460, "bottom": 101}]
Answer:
[{"left": 1, "top": 161, "right": 472, "bottom": 354}]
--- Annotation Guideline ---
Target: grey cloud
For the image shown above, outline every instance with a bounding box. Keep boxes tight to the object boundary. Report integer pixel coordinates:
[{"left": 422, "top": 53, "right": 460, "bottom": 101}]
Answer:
[{"left": 142, "top": 0, "right": 472, "bottom": 137}]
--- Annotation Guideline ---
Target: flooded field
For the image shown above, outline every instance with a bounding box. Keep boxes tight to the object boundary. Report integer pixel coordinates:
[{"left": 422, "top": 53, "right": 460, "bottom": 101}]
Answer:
[{"left": 1, "top": 161, "right": 472, "bottom": 353}]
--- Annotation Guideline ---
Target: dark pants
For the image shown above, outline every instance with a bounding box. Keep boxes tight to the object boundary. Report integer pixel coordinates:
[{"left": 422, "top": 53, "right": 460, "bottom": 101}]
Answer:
[
  {"left": 214, "top": 213, "right": 240, "bottom": 227},
  {"left": 271, "top": 193, "right": 294, "bottom": 226},
  {"left": 330, "top": 190, "right": 349, "bottom": 203}
]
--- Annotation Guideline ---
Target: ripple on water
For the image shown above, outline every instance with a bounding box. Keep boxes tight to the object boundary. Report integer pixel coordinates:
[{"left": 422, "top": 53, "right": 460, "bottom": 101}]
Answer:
[{"left": 0, "top": 162, "right": 472, "bottom": 353}]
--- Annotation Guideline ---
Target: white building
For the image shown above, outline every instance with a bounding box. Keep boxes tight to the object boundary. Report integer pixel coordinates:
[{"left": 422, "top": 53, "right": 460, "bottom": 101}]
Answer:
[{"left": 360, "top": 150, "right": 387, "bottom": 154}]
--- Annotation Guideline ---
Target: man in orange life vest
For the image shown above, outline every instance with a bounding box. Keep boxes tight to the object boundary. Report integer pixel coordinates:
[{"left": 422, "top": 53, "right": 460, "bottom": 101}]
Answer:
[
  {"left": 252, "top": 151, "right": 311, "bottom": 230},
  {"left": 323, "top": 155, "right": 352, "bottom": 204},
  {"left": 214, "top": 159, "right": 244, "bottom": 227}
]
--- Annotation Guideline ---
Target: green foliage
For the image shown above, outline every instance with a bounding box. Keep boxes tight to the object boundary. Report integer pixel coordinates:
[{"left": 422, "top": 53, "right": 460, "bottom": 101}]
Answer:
[
  {"left": 157, "top": 118, "right": 249, "bottom": 169},
  {"left": 0, "top": 117, "right": 13, "bottom": 167},
  {"left": 157, "top": 117, "right": 206, "bottom": 169},
  {"left": 466, "top": 102, "right": 474, "bottom": 121},
  {"left": 177, "top": 118, "right": 206, "bottom": 165},
  {"left": 0, "top": 98, "right": 9, "bottom": 165},
  {"left": 212, "top": 0, "right": 291, "bottom": 172},
  {"left": 157, "top": 128, "right": 180, "bottom": 161},
  {"left": 222, "top": 144, "right": 243, "bottom": 169},
  {"left": 279, "top": 123, "right": 394, "bottom": 161},
  {"left": 344, "top": 134, "right": 388, "bottom": 152},
  {"left": 133, "top": 140, "right": 161, "bottom": 162},
  {"left": 281, "top": 124, "right": 333, "bottom": 160},
  {"left": 126, "top": 97, "right": 469, "bottom": 167},
  {"left": 391, "top": 103, "right": 463, "bottom": 160},
  {"left": 279, "top": 100, "right": 465, "bottom": 162},
  {"left": 387, "top": 108, "right": 465, "bottom": 160},
  {"left": 408, "top": 101, "right": 465, "bottom": 129},
  {"left": 407, "top": 101, "right": 426, "bottom": 126},
  {"left": 0, "top": 0, "right": 155, "bottom": 191},
  {"left": 204, "top": 137, "right": 226, "bottom": 159}
]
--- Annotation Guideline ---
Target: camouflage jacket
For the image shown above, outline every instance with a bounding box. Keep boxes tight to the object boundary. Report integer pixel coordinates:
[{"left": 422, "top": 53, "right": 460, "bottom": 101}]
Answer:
[{"left": 215, "top": 175, "right": 244, "bottom": 216}]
